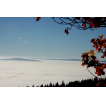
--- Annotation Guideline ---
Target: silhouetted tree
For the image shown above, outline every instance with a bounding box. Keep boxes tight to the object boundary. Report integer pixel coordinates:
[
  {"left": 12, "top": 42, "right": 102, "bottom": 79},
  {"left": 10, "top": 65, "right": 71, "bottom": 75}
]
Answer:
[
  {"left": 60, "top": 81, "right": 65, "bottom": 87},
  {"left": 36, "top": 17, "right": 106, "bottom": 35},
  {"left": 32, "top": 85, "right": 34, "bottom": 87},
  {"left": 49, "top": 82, "right": 53, "bottom": 87},
  {"left": 55, "top": 82, "right": 59, "bottom": 87},
  {"left": 40, "top": 84, "right": 43, "bottom": 87}
]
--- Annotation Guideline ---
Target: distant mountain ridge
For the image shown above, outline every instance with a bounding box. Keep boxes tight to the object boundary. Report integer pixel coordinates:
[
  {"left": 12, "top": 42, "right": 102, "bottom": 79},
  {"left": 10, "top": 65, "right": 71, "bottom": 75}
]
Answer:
[
  {"left": 46, "top": 58, "right": 106, "bottom": 62},
  {"left": 45, "top": 58, "right": 82, "bottom": 61},
  {"left": 0, "top": 58, "right": 40, "bottom": 62},
  {"left": 0, "top": 57, "right": 106, "bottom": 62}
]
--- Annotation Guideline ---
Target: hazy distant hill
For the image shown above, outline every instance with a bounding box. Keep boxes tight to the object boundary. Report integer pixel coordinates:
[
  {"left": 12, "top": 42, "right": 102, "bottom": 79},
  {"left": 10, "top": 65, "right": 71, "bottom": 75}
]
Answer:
[
  {"left": 46, "top": 59, "right": 82, "bottom": 61},
  {"left": 0, "top": 57, "right": 106, "bottom": 62}
]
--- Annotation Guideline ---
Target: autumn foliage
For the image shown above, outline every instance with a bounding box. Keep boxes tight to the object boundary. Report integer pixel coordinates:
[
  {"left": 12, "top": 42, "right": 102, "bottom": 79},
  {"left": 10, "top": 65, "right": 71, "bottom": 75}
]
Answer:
[{"left": 81, "top": 35, "right": 106, "bottom": 86}]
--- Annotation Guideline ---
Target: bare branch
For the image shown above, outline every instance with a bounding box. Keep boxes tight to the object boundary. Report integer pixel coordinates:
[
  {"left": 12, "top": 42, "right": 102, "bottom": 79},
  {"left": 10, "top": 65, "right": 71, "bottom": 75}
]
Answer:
[{"left": 51, "top": 17, "right": 106, "bottom": 33}]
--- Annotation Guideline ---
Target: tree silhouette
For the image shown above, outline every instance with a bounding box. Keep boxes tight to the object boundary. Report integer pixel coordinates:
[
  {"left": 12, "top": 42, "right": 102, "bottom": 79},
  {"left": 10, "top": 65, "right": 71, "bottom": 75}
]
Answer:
[
  {"left": 35, "top": 17, "right": 106, "bottom": 35},
  {"left": 49, "top": 82, "right": 53, "bottom": 87},
  {"left": 60, "top": 81, "right": 65, "bottom": 87},
  {"left": 55, "top": 82, "right": 59, "bottom": 87}
]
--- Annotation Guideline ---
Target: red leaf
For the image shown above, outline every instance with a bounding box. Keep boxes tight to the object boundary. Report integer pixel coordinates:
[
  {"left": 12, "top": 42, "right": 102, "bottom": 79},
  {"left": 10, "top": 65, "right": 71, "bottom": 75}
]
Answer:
[
  {"left": 82, "top": 17, "right": 85, "bottom": 20},
  {"left": 82, "top": 23, "right": 86, "bottom": 27},
  {"left": 35, "top": 17, "right": 41, "bottom": 21},
  {"left": 64, "top": 29, "right": 69, "bottom": 35},
  {"left": 90, "top": 22, "right": 94, "bottom": 27},
  {"left": 101, "top": 55, "right": 104, "bottom": 58},
  {"left": 100, "top": 35, "right": 103, "bottom": 39}
]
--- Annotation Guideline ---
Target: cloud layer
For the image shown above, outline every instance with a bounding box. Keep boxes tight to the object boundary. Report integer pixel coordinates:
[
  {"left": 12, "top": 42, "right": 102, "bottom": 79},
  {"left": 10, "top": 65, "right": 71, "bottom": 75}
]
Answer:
[{"left": 0, "top": 58, "right": 106, "bottom": 87}]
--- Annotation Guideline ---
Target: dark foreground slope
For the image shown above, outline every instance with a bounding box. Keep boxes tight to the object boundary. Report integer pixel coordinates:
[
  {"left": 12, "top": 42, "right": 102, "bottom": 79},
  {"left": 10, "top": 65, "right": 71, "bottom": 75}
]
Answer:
[{"left": 23, "top": 77, "right": 106, "bottom": 87}]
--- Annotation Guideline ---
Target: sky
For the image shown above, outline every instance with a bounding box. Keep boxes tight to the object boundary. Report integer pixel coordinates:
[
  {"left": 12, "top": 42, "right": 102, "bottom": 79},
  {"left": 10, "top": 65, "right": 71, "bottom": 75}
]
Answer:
[{"left": 0, "top": 17, "right": 106, "bottom": 61}]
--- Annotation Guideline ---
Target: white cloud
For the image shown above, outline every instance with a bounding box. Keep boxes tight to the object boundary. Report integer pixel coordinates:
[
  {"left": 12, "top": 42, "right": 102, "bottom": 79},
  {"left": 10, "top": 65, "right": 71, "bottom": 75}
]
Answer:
[
  {"left": 24, "top": 40, "right": 27, "bottom": 43},
  {"left": 18, "top": 37, "right": 21, "bottom": 39}
]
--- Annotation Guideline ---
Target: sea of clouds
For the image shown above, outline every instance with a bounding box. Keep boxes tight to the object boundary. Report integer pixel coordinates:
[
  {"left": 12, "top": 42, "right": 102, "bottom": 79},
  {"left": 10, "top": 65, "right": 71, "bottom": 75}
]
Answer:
[{"left": 0, "top": 57, "right": 106, "bottom": 87}]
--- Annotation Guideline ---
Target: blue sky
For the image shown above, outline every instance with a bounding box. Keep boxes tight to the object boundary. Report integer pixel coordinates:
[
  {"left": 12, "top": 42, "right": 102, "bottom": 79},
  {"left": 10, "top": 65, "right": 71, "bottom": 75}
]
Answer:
[{"left": 0, "top": 17, "right": 106, "bottom": 61}]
